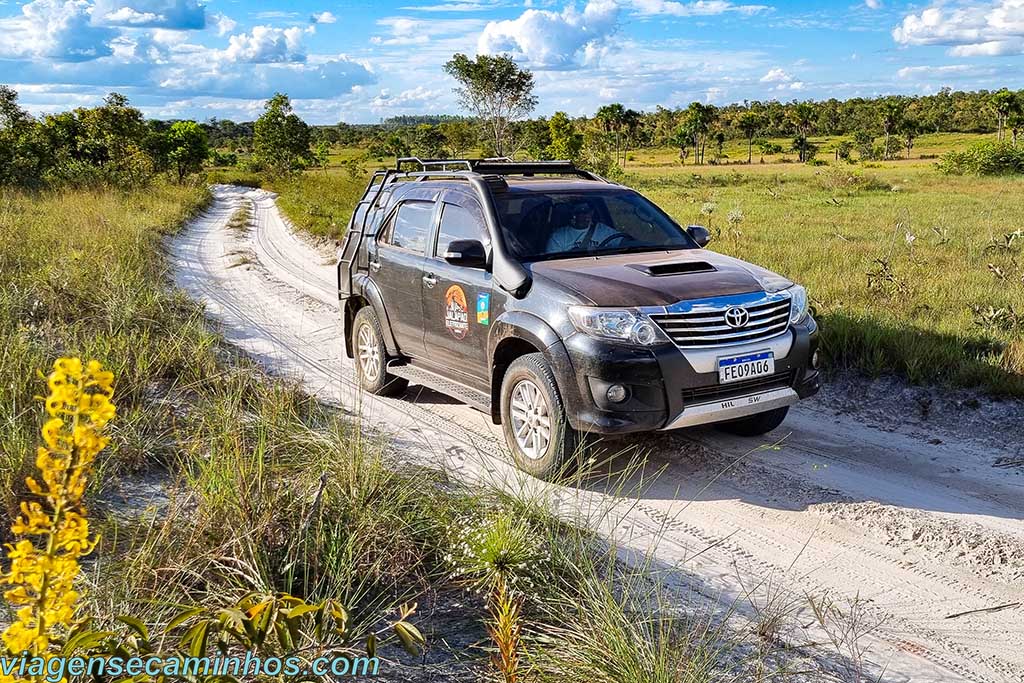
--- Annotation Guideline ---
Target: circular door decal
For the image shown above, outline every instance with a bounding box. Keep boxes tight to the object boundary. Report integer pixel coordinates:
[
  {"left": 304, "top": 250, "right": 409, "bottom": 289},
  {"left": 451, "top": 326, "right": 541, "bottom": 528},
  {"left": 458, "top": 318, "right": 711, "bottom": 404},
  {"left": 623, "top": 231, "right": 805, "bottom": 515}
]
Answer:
[{"left": 444, "top": 285, "right": 469, "bottom": 339}]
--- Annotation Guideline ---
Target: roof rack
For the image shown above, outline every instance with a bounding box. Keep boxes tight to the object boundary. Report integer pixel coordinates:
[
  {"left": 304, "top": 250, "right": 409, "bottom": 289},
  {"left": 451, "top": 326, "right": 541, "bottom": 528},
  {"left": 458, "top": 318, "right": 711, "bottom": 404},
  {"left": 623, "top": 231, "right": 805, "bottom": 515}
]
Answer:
[{"left": 394, "top": 157, "right": 607, "bottom": 182}]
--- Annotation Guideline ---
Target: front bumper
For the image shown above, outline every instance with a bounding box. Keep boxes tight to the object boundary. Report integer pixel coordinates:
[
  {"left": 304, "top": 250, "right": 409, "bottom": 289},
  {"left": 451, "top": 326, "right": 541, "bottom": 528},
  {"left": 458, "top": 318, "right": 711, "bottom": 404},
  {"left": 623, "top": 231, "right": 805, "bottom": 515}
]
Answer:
[{"left": 559, "top": 317, "right": 820, "bottom": 435}]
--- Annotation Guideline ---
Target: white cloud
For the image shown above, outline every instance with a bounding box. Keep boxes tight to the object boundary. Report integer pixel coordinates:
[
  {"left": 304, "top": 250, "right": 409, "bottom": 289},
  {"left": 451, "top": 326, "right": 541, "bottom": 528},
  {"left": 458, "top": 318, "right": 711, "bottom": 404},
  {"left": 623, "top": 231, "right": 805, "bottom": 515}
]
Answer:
[
  {"left": 92, "top": 0, "right": 206, "bottom": 29},
  {"left": 893, "top": 1, "right": 1024, "bottom": 56},
  {"left": 626, "top": 0, "right": 770, "bottom": 17},
  {"left": 0, "top": 0, "right": 118, "bottom": 62},
  {"left": 759, "top": 66, "right": 792, "bottom": 82},
  {"left": 311, "top": 11, "right": 337, "bottom": 24},
  {"left": 865, "top": 0, "right": 881, "bottom": 9},
  {"left": 896, "top": 64, "right": 972, "bottom": 78},
  {"left": 398, "top": 1, "right": 499, "bottom": 10},
  {"left": 477, "top": 0, "right": 618, "bottom": 68},
  {"left": 370, "top": 85, "right": 443, "bottom": 111},
  {"left": 223, "top": 25, "right": 310, "bottom": 63},
  {"left": 211, "top": 12, "right": 237, "bottom": 36},
  {"left": 371, "top": 15, "right": 485, "bottom": 45},
  {"left": 159, "top": 56, "right": 376, "bottom": 99}
]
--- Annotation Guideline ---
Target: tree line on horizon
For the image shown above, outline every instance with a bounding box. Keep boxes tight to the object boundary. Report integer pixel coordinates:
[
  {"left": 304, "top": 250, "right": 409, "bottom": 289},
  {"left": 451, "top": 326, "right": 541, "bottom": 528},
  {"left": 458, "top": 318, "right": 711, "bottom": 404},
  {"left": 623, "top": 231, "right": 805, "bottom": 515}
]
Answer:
[{"left": 2, "top": 57, "right": 1024, "bottom": 189}]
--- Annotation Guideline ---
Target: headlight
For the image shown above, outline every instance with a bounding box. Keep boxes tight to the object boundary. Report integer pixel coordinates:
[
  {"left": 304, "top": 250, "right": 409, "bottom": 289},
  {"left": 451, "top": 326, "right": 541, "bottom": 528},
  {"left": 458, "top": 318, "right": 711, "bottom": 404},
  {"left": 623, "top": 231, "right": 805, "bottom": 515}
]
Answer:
[
  {"left": 787, "top": 285, "right": 809, "bottom": 324},
  {"left": 568, "top": 306, "right": 669, "bottom": 346}
]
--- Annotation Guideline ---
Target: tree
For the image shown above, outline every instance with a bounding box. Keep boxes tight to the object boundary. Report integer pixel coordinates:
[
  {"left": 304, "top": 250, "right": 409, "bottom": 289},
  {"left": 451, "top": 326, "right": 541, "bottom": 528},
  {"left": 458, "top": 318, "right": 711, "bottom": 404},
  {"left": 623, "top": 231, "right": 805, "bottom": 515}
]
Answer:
[
  {"left": 312, "top": 139, "right": 331, "bottom": 173},
  {"left": 167, "top": 121, "right": 209, "bottom": 182},
  {"left": 413, "top": 124, "right": 447, "bottom": 158},
  {"left": 595, "top": 103, "right": 626, "bottom": 164},
  {"left": 990, "top": 89, "right": 1017, "bottom": 141},
  {"left": 737, "top": 110, "right": 762, "bottom": 163},
  {"left": 898, "top": 116, "right": 919, "bottom": 160},
  {"left": 835, "top": 139, "right": 854, "bottom": 162},
  {"left": 444, "top": 53, "right": 537, "bottom": 157},
  {"left": 546, "top": 111, "right": 582, "bottom": 161},
  {"left": 878, "top": 97, "right": 907, "bottom": 160},
  {"left": 792, "top": 134, "right": 817, "bottom": 163},
  {"left": 0, "top": 86, "right": 49, "bottom": 186},
  {"left": 252, "top": 93, "right": 311, "bottom": 175},
  {"left": 680, "top": 102, "right": 716, "bottom": 165},
  {"left": 439, "top": 120, "right": 477, "bottom": 157}
]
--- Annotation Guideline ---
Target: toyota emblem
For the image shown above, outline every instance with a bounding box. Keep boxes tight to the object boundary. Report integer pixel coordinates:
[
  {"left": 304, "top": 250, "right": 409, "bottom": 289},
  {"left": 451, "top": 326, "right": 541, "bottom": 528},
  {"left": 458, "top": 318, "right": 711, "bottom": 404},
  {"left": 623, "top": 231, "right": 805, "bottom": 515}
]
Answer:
[{"left": 724, "top": 306, "right": 750, "bottom": 329}]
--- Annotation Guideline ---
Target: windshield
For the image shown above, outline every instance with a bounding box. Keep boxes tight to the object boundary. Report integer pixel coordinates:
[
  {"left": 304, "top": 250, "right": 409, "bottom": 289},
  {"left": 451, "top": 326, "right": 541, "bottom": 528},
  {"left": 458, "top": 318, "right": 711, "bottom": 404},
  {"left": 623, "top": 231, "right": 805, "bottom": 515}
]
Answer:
[{"left": 493, "top": 190, "right": 698, "bottom": 262}]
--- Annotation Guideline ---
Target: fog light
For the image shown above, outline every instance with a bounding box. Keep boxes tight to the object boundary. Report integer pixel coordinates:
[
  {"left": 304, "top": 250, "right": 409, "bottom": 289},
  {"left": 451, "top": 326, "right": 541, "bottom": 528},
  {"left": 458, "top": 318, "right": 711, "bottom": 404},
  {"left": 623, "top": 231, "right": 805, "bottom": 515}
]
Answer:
[
  {"left": 811, "top": 349, "right": 821, "bottom": 370},
  {"left": 606, "top": 384, "right": 629, "bottom": 403}
]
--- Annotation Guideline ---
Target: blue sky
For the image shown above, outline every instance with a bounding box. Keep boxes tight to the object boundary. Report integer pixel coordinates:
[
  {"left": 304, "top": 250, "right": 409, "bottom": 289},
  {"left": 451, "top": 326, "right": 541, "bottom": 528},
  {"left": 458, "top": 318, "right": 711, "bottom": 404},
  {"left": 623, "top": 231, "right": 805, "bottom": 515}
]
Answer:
[{"left": 1, "top": 0, "right": 1022, "bottom": 123}]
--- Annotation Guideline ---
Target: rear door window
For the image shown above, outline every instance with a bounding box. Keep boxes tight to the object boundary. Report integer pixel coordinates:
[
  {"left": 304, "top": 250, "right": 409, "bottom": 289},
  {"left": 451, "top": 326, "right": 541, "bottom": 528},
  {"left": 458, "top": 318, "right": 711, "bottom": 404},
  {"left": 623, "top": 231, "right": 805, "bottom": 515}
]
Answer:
[{"left": 381, "top": 200, "right": 434, "bottom": 254}]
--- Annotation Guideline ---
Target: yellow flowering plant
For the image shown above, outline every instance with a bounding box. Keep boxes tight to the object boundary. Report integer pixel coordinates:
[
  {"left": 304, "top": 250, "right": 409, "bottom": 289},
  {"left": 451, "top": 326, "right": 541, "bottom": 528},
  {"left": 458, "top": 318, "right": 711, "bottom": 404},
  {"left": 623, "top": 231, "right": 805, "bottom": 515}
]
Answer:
[{"left": 1, "top": 358, "right": 115, "bottom": 683}]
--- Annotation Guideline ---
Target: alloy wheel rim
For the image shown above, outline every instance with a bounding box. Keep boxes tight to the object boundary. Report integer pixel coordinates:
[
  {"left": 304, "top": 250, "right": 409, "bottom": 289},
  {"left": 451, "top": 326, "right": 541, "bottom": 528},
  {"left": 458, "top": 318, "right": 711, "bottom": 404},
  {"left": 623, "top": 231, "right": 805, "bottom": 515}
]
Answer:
[
  {"left": 509, "top": 379, "right": 551, "bottom": 460},
  {"left": 357, "top": 324, "right": 381, "bottom": 383}
]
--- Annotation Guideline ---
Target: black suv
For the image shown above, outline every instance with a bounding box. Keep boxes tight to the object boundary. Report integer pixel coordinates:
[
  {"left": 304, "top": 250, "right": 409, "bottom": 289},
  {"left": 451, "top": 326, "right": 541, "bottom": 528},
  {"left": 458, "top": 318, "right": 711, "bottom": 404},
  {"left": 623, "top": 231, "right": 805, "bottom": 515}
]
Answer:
[{"left": 337, "top": 158, "right": 820, "bottom": 478}]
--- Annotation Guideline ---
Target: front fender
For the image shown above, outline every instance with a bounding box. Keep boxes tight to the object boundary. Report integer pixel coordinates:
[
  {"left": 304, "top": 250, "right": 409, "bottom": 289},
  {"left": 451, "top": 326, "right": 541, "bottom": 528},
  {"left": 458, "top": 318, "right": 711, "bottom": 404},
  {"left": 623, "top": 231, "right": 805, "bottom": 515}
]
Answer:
[{"left": 488, "top": 311, "right": 583, "bottom": 426}]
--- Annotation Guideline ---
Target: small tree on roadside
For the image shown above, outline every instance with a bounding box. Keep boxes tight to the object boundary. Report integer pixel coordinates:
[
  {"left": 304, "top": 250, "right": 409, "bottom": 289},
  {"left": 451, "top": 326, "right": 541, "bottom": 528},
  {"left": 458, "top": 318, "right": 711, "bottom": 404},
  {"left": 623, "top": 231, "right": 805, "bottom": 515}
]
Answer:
[
  {"left": 252, "top": 93, "right": 311, "bottom": 175},
  {"left": 312, "top": 138, "right": 331, "bottom": 173},
  {"left": 546, "top": 111, "right": 582, "bottom": 161},
  {"left": 444, "top": 53, "right": 537, "bottom": 157},
  {"left": 167, "top": 120, "right": 209, "bottom": 182}
]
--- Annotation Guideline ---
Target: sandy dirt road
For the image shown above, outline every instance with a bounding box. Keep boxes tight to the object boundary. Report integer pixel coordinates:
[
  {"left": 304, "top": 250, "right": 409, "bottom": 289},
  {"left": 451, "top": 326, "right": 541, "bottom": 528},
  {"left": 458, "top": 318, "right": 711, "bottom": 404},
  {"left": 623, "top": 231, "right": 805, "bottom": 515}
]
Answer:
[{"left": 171, "top": 185, "right": 1024, "bottom": 682}]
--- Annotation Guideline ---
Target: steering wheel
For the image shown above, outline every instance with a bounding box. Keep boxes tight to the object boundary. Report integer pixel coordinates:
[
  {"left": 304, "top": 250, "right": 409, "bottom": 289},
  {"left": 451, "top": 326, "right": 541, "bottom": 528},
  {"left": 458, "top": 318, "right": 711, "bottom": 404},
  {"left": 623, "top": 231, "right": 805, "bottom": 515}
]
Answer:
[{"left": 595, "top": 232, "right": 631, "bottom": 249}]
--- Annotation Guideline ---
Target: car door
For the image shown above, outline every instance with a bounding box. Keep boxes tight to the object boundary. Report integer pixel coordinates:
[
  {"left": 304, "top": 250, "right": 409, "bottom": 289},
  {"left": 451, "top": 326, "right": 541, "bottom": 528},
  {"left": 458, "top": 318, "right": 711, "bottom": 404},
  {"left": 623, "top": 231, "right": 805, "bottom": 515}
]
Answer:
[
  {"left": 370, "top": 198, "right": 437, "bottom": 359},
  {"left": 420, "top": 193, "right": 493, "bottom": 390}
]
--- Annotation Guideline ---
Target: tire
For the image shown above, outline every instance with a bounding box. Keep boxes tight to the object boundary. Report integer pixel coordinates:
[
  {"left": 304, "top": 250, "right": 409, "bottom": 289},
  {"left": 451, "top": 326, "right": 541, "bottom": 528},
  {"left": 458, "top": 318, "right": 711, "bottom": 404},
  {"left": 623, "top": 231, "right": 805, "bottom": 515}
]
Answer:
[
  {"left": 351, "top": 306, "right": 408, "bottom": 397},
  {"left": 500, "top": 353, "right": 580, "bottom": 480},
  {"left": 715, "top": 406, "right": 790, "bottom": 437}
]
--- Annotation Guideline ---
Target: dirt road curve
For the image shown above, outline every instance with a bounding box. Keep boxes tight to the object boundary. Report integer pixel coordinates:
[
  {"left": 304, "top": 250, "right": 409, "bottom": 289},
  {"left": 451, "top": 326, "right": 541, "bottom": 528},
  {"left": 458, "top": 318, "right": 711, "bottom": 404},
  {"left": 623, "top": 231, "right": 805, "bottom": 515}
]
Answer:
[{"left": 172, "top": 185, "right": 1024, "bottom": 683}]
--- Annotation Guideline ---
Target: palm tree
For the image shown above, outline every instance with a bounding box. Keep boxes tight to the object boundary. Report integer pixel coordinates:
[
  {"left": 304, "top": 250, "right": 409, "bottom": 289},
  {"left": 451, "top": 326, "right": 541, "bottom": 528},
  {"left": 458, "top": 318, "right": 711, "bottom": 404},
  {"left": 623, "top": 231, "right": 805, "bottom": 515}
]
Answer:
[
  {"left": 595, "top": 103, "right": 625, "bottom": 164},
  {"left": 737, "top": 110, "right": 762, "bottom": 164},
  {"left": 788, "top": 102, "right": 817, "bottom": 162},
  {"left": 990, "top": 89, "right": 1017, "bottom": 141},
  {"left": 682, "top": 102, "right": 716, "bottom": 164}
]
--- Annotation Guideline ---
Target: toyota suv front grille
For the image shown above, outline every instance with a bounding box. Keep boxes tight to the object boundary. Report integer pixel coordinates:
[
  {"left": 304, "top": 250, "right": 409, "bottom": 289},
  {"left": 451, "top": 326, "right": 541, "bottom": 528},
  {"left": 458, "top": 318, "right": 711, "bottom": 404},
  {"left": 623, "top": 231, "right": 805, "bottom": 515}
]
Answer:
[{"left": 649, "top": 295, "right": 792, "bottom": 348}]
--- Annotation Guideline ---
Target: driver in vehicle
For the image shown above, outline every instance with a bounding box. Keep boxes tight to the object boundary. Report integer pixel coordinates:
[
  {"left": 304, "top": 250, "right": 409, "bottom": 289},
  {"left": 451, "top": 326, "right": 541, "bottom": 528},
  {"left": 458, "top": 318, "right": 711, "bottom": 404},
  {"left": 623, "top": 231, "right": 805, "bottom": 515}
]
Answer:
[{"left": 545, "top": 201, "right": 619, "bottom": 254}]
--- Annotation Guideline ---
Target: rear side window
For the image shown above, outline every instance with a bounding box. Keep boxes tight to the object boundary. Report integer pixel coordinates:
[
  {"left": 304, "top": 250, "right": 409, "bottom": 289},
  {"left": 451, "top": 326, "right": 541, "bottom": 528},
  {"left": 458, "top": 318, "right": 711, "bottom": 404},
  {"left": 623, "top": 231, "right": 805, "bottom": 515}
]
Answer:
[
  {"left": 435, "top": 203, "right": 484, "bottom": 255},
  {"left": 380, "top": 200, "right": 433, "bottom": 253}
]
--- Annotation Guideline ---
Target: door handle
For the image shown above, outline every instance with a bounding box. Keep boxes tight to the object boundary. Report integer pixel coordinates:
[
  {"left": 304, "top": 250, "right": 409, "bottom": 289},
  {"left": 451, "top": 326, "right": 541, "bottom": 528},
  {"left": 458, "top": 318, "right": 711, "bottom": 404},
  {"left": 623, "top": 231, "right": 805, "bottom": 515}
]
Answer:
[
  {"left": 368, "top": 260, "right": 381, "bottom": 272},
  {"left": 422, "top": 273, "right": 437, "bottom": 288}
]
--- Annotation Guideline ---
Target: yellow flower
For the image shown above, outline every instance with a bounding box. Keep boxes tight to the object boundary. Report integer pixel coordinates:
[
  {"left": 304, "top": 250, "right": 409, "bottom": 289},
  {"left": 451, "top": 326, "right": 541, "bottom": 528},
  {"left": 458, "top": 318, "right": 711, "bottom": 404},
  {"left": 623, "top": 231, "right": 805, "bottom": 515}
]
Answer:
[{"left": 2, "top": 357, "right": 115, "bottom": 668}]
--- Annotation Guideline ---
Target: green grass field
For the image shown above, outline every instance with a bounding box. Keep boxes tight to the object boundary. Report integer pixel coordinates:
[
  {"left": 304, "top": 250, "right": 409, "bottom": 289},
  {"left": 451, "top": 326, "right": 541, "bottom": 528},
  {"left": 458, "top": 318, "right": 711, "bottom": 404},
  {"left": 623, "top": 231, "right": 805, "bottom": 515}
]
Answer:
[{"left": 267, "top": 133, "right": 1024, "bottom": 397}]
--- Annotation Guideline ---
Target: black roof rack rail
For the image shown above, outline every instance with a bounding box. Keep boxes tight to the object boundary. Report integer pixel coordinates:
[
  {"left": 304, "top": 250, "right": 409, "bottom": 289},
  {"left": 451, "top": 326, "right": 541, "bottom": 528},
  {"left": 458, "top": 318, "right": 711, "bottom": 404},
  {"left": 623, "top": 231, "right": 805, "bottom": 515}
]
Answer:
[{"left": 394, "top": 157, "right": 607, "bottom": 183}]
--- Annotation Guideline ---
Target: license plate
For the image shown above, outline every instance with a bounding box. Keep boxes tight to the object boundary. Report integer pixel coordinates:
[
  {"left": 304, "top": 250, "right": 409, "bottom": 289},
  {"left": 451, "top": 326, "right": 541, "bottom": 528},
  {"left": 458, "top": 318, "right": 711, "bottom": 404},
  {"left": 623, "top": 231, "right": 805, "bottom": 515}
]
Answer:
[{"left": 718, "top": 351, "right": 774, "bottom": 384}]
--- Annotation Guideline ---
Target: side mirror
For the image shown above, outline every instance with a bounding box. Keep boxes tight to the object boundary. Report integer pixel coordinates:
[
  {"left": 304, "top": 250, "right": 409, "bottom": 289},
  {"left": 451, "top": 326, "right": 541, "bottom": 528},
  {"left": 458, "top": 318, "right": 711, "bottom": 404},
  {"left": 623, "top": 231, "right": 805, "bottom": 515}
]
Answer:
[
  {"left": 687, "top": 225, "right": 711, "bottom": 248},
  {"left": 443, "top": 239, "right": 487, "bottom": 268}
]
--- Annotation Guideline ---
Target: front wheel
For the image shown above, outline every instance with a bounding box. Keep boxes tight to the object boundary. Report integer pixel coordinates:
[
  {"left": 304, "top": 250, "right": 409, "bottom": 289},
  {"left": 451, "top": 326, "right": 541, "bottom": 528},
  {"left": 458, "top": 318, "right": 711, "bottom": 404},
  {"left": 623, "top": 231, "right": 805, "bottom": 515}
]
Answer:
[
  {"left": 500, "top": 353, "right": 580, "bottom": 480},
  {"left": 715, "top": 406, "right": 790, "bottom": 437},
  {"left": 351, "top": 306, "right": 408, "bottom": 397}
]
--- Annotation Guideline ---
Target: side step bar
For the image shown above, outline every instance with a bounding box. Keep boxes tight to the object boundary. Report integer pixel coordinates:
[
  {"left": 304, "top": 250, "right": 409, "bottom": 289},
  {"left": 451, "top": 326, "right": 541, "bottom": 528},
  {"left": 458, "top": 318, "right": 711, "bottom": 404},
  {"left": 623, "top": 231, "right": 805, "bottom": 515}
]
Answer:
[{"left": 388, "top": 362, "right": 491, "bottom": 413}]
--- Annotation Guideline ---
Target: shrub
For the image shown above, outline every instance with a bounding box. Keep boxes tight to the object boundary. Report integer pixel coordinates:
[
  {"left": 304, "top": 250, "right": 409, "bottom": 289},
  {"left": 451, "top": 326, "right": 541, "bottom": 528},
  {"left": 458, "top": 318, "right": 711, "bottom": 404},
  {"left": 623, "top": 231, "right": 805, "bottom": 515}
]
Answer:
[{"left": 939, "top": 141, "right": 1024, "bottom": 175}]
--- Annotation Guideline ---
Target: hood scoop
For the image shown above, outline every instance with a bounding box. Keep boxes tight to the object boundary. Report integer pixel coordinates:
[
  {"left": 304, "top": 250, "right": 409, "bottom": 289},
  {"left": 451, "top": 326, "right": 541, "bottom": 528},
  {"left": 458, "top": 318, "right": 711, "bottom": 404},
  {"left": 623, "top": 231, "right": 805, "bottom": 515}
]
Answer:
[{"left": 627, "top": 261, "right": 717, "bottom": 277}]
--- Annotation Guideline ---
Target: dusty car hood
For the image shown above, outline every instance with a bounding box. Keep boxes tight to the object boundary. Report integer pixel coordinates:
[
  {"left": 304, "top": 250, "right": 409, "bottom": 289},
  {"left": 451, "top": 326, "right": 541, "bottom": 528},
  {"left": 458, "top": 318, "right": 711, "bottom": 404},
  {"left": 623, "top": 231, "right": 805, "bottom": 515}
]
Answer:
[{"left": 529, "top": 249, "right": 791, "bottom": 307}]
